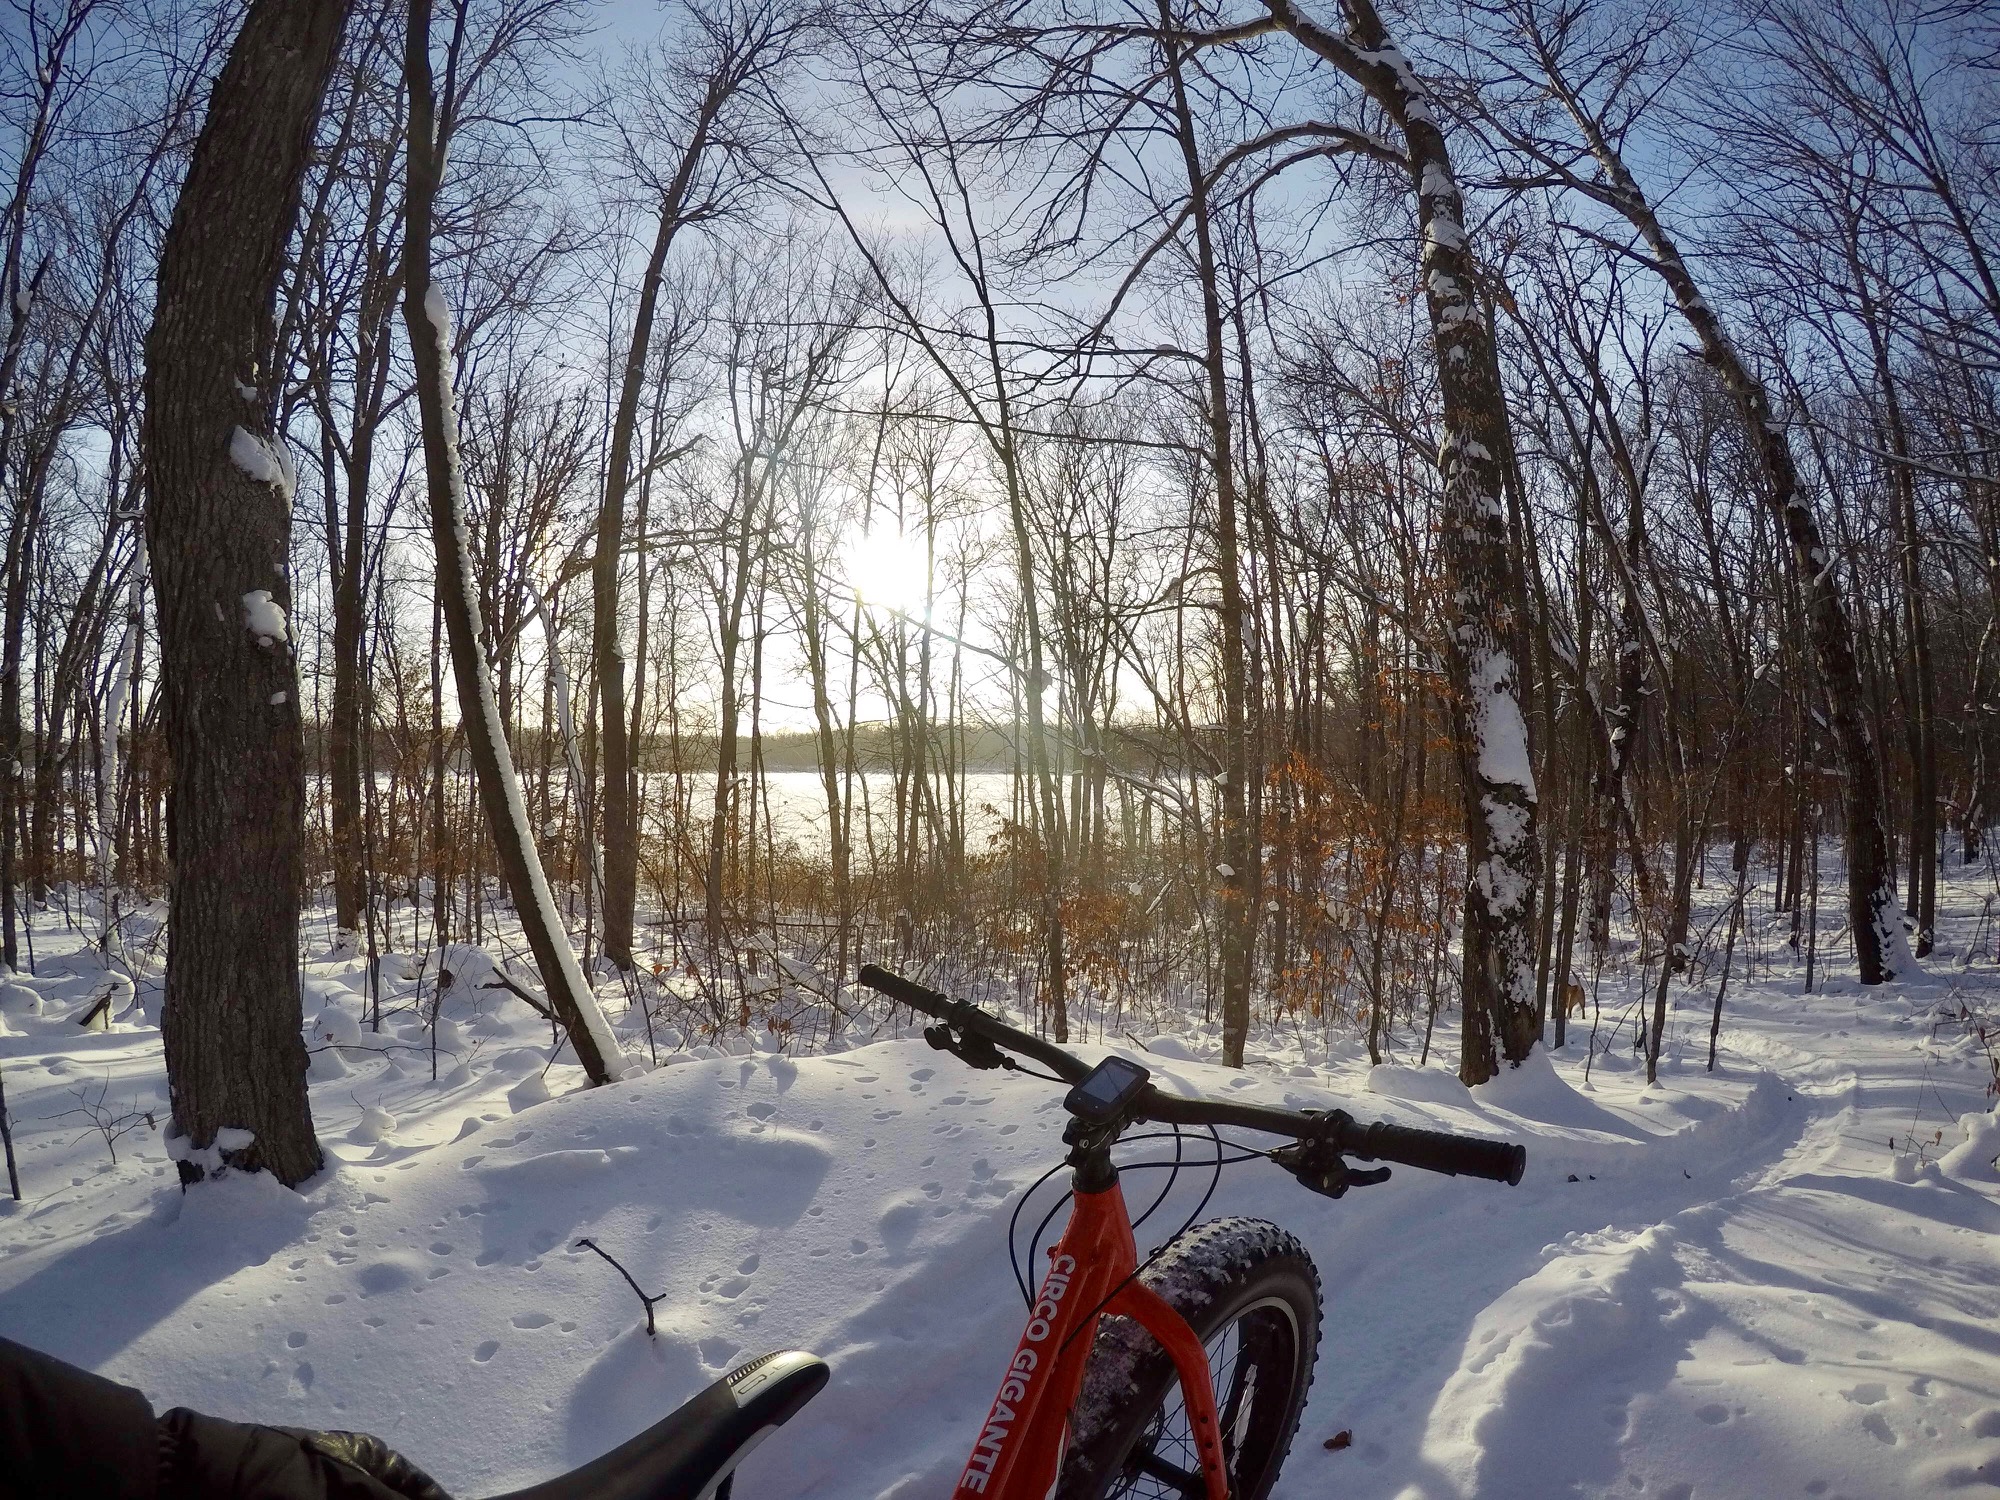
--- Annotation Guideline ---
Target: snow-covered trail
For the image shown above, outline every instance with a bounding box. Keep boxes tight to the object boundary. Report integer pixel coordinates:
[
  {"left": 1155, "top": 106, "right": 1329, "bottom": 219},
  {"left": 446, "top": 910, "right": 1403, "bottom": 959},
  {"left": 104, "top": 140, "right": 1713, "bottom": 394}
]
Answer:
[
  {"left": 1385, "top": 976, "right": 2000, "bottom": 1500},
  {"left": 2, "top": 874, "right": 1998, "bottom": 1500}
]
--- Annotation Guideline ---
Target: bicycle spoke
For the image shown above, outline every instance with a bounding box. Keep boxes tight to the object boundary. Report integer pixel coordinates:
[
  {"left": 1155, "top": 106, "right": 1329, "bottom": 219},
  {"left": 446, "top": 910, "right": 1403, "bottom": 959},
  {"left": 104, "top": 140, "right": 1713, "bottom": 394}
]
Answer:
[{"left": 1131, "top": 1444, "right": 1205, "bottom": 1499}]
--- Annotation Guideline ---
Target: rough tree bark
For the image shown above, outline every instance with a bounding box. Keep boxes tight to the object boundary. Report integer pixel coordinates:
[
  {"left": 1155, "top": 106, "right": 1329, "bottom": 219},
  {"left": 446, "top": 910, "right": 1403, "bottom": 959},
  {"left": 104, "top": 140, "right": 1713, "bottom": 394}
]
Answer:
[
  {"left": 143, "top": 0, "right": 351, "bottom": 1187},
  {"left": 404, "top": 0, "right": 622, "bottom": 1085}
]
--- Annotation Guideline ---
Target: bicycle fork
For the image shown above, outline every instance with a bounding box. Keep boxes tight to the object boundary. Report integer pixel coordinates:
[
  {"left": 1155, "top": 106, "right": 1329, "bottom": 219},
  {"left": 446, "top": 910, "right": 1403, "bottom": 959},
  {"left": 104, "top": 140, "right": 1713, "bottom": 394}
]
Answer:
[{"left": 950, "top": 1178, "right": 1227, "bottom": 1500}]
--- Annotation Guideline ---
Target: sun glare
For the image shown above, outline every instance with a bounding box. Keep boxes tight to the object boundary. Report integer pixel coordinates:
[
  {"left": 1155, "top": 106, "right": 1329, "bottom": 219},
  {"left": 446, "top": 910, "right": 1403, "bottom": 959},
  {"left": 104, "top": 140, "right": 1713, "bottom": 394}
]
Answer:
[{"left": 841, "top": 526, "right": 934, "bottom": 617}]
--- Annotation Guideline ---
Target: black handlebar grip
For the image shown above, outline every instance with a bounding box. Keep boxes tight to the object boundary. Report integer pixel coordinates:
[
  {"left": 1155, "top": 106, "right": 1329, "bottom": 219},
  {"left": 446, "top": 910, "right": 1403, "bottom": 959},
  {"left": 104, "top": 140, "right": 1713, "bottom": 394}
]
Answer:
[
  {"left": 856, "top": 964, "right": 953, "bottom": 1020},
  {"left": 1350, "top": 1121, "right": 1526, "bottom": 1185}
]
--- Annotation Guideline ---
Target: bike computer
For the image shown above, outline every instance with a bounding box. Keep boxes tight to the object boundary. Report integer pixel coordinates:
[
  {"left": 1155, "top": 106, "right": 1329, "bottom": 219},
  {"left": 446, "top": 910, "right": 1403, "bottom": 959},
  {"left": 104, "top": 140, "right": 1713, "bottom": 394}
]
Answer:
[{"left": 1064, "top": 1056, "right": 1151, "bottom": 1120}]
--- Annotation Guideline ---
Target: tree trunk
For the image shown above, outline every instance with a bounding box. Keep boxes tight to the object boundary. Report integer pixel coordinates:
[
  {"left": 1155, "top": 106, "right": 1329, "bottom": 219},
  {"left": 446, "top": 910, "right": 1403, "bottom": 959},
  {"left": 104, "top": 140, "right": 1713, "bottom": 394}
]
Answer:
[
  {"left": 1161, "top": 14, "right": 1253, "bottom": 1067},
  {"left": 142, "top": 0, "right": 350, "bottom": 1187},
  {"left": 1867, "top": 330, "right": 1936, "bottom": 958},
  {"left": 594, "top": 195, "right": 686, "bottom": 972},
  {"left": 326, "top": 315, "right": 391, "bottom": 939},
  {"left": 404, "top": 0, "right": 620, "bottom": 1085},
  {"left": 1262, "top": 0, "right": 1542, "bottom": 1081}
]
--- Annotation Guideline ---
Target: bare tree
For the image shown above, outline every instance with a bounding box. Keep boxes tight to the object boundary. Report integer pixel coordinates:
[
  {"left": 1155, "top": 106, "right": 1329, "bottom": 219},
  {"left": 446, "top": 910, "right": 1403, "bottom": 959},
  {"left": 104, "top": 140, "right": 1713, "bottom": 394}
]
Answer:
[
  {"left": 593, "top": 0, "right": 810, "bottom": 971},
  {"left": 403, "top": 0, "right": 622, "bottom": 1084},
  {"left": 1459, "top": 0, "right": 1907, "bottom": 982},
  {"left": 1252, "top": 0, "right": 1544, "bottom": 1078}
]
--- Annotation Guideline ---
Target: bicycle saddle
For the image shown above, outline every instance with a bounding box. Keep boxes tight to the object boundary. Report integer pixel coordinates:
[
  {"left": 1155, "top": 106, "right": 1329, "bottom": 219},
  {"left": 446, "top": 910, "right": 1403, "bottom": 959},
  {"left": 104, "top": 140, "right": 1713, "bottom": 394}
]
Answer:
[{"left": 486, "top": 1350, "right": 829, "bottom": 1500}]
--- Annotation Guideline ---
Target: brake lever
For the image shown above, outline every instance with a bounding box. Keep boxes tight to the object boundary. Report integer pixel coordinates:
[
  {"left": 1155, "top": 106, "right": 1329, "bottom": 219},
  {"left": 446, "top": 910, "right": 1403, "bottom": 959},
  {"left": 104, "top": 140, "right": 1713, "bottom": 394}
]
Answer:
[
  {"left": 1269, "top": 1137, "right": 1392, "bottom": 1200},
  {"left": 922, "top": 1023, "right": 1006, "bottom": 1071}
]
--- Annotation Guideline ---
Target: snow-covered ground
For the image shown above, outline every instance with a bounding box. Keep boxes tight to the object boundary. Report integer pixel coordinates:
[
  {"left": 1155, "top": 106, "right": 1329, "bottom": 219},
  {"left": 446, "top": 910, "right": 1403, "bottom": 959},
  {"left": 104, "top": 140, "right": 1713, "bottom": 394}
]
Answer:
[{"left": 2, "top": 864, "right": 1997, "bottom": 1499}]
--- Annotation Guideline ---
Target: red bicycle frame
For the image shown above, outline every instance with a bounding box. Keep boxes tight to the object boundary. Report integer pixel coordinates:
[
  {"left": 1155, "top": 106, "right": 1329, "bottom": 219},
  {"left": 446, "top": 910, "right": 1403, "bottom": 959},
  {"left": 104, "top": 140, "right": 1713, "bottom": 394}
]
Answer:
[{"left": 950, "top": 1176, "right": 1226, "bottom": 1500}]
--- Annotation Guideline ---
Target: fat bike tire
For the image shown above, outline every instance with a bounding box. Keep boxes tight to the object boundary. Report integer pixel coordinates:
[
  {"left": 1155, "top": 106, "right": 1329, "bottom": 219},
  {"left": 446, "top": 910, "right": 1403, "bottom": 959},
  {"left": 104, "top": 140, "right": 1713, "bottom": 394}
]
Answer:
[{"left": 1057, "top": 1217, "right": 1322, "bottom": 1500}]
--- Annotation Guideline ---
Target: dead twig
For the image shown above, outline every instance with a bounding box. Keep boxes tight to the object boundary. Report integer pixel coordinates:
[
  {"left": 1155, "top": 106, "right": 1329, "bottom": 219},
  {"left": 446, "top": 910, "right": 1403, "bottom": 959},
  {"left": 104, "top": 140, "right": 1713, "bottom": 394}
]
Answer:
[{"left": 574, "top": 1236, "right": 670, "bottom": 1336}]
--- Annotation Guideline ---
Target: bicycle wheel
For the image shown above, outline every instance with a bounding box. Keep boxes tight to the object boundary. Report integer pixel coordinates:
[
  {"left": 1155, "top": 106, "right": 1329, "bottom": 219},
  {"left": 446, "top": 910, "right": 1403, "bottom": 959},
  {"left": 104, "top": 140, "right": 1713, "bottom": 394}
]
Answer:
[{"left": 1059, "top": 1217, "right": 1322, "bottom": 1500}]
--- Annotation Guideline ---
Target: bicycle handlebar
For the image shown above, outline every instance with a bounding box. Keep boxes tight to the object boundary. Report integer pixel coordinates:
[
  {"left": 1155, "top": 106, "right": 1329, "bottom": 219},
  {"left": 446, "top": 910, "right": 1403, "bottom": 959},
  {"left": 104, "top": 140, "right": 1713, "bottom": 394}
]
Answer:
[
  {"left": 858, "top": 964, "right": 1091, "bottom": 1082},
  {"left": 856, "top": 964, "right": 1526, "bottom": 1187}
]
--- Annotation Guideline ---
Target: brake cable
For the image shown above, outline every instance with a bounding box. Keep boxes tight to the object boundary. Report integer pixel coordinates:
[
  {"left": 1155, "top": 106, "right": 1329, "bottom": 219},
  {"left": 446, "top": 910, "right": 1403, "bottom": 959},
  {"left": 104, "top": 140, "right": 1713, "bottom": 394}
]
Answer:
[
  {"left": 1007, "top": 1128, "right": 1271, "bottom": 1311},
  {"left": 1127, "top": 1122, "right": 1186, "bottom": 1236}
]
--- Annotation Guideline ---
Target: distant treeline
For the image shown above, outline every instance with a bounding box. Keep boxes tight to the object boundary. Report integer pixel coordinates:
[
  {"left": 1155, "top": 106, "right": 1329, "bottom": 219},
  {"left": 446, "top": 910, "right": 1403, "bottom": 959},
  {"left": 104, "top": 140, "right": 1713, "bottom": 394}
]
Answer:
[{"left": 293, "top": 721, "right": 1194, "bottom": 777}]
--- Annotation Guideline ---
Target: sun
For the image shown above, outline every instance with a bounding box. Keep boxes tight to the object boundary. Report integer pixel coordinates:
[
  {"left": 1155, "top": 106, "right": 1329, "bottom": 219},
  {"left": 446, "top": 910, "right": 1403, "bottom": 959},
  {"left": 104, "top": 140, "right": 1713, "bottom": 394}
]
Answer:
[{"left": 840, "top": 525, "right": 934, "bottom": 617}]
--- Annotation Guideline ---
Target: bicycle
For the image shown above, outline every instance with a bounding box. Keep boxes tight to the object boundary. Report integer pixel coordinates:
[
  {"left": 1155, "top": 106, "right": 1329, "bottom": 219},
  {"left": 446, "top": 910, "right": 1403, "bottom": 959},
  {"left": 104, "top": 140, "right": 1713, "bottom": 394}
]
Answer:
[{"left": 489, "top": 964, "right": 1527, "bottom": 1500}]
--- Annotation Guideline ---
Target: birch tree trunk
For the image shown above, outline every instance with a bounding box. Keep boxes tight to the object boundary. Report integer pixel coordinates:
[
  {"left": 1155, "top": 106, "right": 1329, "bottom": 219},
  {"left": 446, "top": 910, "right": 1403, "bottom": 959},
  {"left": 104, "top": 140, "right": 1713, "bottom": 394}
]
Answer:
[{"left": 143, "top": 0, "right": 350, "bottom": 1187}]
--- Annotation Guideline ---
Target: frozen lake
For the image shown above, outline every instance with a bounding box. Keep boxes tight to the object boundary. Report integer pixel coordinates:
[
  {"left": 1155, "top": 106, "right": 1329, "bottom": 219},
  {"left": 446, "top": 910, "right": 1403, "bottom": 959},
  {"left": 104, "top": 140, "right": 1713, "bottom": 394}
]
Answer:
[{"left": 635, "top": 769, "right": 1027, "bottom": 850}]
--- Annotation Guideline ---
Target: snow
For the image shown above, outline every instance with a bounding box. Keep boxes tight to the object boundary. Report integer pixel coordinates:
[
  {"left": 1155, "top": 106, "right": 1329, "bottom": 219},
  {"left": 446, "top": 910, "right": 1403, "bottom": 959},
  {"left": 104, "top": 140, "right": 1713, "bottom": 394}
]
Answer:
[
  {"left": 163, "top": 1123, "right": 257, "bottom": 1177},
  {"left": 1470, "top": 647, "right": 1537, "bottom": 797},
  {"left": 423, "top": 285, "right": 454, "bottom": 348},
  {"left": 1, "top": 871, "right": 1998, "bottom": 1499},
  {"left": 241, "top": 589, "right": 289, "bottom": 646},
  {"left": 1424, "top": 212, "right": 1468, "bottom": 255},
  {"left": 228, "top": 426, "right": 297, "bottom": 500}
]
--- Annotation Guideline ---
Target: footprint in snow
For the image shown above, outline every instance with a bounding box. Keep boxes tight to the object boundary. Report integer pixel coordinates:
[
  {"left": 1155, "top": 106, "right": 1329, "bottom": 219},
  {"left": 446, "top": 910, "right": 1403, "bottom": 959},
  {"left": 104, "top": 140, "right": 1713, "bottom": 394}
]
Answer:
[
  {"left": 698, "top": 1337, "right": 740, "bottom": 1368},
  {"left": 512, "top": 1312, "right": 554, "bottom": 1329},
  {"left": 473, "top": 1341, "right": 500, "bottom": 1363}
]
